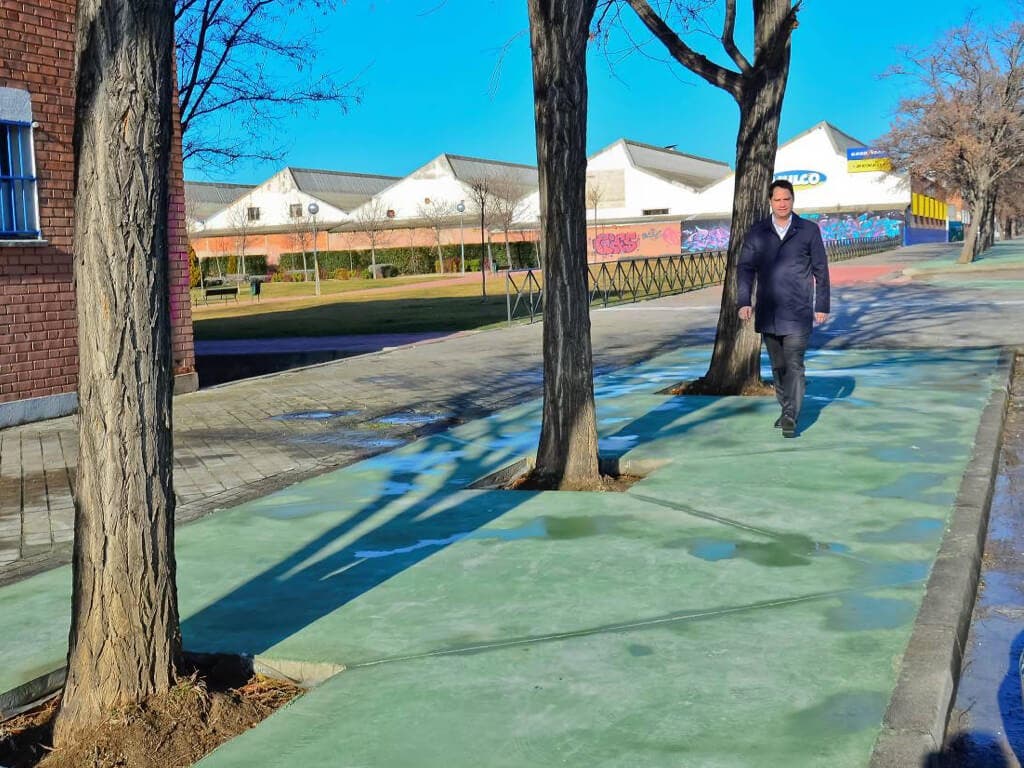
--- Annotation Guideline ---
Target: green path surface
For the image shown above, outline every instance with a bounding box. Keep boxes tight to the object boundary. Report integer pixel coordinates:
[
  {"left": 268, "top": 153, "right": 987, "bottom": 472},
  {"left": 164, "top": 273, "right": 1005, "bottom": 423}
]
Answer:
[
  {"left": 0, "top": 346, "right": 1003, "bottom": 766},
  {"left": 904, "top": 239, "right": 1024, "bottom": 275}
]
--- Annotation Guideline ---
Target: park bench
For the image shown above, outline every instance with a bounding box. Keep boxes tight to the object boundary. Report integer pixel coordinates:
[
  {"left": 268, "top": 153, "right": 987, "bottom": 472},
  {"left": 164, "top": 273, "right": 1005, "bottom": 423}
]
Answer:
[{"left": 202, "top": 283, "right": 239, "bottom": 303}]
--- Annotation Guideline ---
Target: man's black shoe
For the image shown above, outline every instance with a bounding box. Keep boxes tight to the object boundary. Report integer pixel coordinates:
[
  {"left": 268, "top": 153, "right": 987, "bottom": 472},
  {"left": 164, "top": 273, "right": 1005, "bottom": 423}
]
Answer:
[
  {"left": 780, "top": 416, "right": 797, "bottom": 438},
  {"left": 774, "top": 416, "right": 782, "bottom": 428}
]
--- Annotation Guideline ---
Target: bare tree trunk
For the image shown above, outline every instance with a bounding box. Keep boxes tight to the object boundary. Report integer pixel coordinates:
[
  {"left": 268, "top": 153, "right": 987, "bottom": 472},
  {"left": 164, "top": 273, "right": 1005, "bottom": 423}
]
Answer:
[
  {"left": 960, "top": 178, "right": 993, "bottom": 263},
  {"left": 55, "top": 0, "right": 181, "bottom": 746},
  {"left": 984, "top": 190, "right": 997, "bottom": 250},
  {"left": 479, "top": 213, "right": 488, "bottom": 298},
  {"left": 528, "top": 0, "right": 600, "bottom": 489},
  {"left": 699, "top": 54, "right": 791, "bottom": 394}
]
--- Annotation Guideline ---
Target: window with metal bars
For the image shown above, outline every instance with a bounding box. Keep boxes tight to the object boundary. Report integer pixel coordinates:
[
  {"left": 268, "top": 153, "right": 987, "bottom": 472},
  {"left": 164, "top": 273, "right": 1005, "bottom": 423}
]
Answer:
[{"left": 0, "top": 120, "right": 39, "bottom": 239}]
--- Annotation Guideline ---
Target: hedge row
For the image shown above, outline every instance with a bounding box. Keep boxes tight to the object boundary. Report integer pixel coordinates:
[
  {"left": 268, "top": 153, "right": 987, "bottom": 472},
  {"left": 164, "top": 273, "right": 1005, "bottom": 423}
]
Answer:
[{"left": 277, "top": 241, "right": 540, "bottom": 277}]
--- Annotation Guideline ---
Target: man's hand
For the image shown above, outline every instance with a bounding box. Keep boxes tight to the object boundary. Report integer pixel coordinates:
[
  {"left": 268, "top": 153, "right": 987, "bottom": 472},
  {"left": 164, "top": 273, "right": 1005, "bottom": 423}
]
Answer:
[
  {"left": 814, "top": 312, "right": 829, "bottom": 325},
  {"left": 738, "top": 306, "right": 753, "bottom": 321}
]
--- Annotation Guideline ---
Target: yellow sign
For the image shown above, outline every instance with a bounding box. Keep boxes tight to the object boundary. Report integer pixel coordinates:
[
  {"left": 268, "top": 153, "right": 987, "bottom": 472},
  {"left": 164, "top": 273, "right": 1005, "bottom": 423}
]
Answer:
[{"left": 847, "top": 158, "right": 892, "bottom": 173}]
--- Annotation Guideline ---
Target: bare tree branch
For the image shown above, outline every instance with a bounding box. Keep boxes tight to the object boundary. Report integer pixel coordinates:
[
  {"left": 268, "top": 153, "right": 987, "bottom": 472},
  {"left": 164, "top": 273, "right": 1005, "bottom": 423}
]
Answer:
[
  {"left": 175, "top": 0, "right": 361, "bottom": 170},
  {"left": 721, "top": 0, "right": 751, "bottom": 74},
  {"left": 623, "top": 0, "right": 742, "bottom": 99}
]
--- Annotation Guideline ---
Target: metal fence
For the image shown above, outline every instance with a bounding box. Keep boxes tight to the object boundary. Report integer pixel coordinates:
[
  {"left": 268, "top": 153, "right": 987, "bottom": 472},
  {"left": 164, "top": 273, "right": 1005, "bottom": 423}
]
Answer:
[{"left": 505, "top": 234, "right": 902, "bottom": 325}]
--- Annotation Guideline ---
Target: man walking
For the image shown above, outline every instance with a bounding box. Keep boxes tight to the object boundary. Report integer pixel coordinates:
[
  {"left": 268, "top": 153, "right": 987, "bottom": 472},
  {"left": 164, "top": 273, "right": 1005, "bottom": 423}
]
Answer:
[{"left": 737, "top": 179, "right": 830, "bottom": 438}]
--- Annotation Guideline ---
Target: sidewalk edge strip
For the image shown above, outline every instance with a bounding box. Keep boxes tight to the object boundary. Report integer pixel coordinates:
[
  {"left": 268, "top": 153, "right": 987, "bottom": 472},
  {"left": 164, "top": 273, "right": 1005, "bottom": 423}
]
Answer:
[{"left": 868, "top": 348, "right": 1017, "bottom": 767}]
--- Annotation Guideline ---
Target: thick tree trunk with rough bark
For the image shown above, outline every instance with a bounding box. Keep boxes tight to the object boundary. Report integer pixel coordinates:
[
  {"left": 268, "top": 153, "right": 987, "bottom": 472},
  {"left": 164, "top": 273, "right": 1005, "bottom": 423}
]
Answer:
[
  {"left": 54, "top": 0, "right": 181, "bottom": 747},
  {"left": 528, "top": 0, "right": 600, "bottom": 489},
  {"left": 701, "top": 68, "right": 788, "bottom": 393},
  {"left": 960, "top": 176, "right": 994, "bottom": 263}
]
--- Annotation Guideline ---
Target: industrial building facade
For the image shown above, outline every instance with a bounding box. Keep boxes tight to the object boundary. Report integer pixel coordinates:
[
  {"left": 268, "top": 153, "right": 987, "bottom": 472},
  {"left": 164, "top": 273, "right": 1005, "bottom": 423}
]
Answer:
[{"left": 188, "top": 122, "right": 957, "bottom": 270}]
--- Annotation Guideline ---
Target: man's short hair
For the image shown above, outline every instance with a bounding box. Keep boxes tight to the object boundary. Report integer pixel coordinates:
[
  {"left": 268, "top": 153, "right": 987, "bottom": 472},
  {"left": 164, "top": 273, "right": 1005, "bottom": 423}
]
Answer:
[{"left": 770, "top": 179, "right": 794, "bottom": 197}]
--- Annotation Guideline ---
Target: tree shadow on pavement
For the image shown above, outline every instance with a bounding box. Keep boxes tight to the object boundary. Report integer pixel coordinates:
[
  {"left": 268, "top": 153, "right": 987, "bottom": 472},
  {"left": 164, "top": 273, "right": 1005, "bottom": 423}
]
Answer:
[
  {"left": 820, "top": 282, "right": 1001, "bottom": 350},
  {"left": 179, "top": 364, "right": 740, "bottom": 659}
]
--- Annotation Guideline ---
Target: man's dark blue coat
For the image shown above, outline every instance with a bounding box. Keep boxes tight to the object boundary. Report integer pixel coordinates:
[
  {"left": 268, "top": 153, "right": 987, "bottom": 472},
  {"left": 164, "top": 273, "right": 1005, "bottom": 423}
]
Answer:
[{"left": 736, "top": 213, "right": 830, "bottom": 336}]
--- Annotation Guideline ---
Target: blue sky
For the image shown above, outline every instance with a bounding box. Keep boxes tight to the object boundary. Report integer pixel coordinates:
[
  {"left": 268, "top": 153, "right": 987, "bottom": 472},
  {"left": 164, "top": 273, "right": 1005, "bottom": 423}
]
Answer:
[{"left": 187, "top": 1, "right": 1007, "bottom": 184}]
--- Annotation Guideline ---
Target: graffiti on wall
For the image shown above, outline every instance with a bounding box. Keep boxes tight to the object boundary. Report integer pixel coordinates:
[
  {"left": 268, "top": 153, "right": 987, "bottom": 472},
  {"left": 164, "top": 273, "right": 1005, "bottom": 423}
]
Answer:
[
  {"left": 591, "top": 226, "right": 678, "bottom": 256},
  {"left": 680, "top": 210, "right": 905, "bottom": 253},
  {"left": 802, "top": 211, "right": 904, "bottom": 241},
  {"left": 681, "top": 221, "right": 731, "bottom": 252},
  {"left": 593, "top": 232, "right": 639, "bottom": 256}
]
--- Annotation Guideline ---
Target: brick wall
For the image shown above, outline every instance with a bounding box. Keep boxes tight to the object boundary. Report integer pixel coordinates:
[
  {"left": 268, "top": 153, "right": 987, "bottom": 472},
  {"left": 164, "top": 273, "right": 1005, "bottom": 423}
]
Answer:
[
  {"left": 0, "top": 0, "right": 78, "bottom": 405},
  {"left": 0, "top": 1, "right": 196, "bottom": 415},
  {"left": 168, "top": 84, "right": 196, "bottom": 384}
]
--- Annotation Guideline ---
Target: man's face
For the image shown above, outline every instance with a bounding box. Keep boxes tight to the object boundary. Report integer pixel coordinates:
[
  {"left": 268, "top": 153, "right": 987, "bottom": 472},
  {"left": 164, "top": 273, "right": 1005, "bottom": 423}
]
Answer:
[{"left": 770, "top": 188, "right": 794, "bottom": 219}]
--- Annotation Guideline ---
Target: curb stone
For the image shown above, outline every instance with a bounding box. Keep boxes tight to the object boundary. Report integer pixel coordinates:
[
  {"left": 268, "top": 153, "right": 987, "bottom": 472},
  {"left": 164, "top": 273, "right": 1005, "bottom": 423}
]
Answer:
[{"left": 868, "top": 349, "right": 1017, "bottom": 767}]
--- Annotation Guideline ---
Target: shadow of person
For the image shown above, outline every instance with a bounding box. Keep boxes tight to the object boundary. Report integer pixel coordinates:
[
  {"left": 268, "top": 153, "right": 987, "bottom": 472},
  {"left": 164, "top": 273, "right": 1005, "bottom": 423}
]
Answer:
[
  {"left": 999, "top": 628, "right": 1024, "bottom": 764},
  {"left": 799, "top": 374, "right": 856, "bottom": 433},
  {"left": 925, "top": 731, "right": 1013, "bottom": 767}
]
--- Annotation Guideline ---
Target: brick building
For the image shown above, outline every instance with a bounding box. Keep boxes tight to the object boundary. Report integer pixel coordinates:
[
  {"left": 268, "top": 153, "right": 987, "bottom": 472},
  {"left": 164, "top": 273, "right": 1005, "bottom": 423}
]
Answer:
[{"left": 0, "top": 0, "right": 196, "bottom": 428}]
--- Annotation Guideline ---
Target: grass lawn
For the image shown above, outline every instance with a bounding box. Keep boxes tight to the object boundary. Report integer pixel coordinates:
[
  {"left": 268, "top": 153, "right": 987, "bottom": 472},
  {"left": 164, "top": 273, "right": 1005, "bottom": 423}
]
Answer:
[
  {"left": 191, "top": 273, "right": 458, "bottom": 304},
  {"left": 192, "top": 274, "right": 512, "bottom": 340}
]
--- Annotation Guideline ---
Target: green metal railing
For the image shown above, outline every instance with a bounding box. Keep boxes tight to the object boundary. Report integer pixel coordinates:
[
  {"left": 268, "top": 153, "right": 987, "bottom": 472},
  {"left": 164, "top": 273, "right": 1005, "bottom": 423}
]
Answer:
[{"left": 505, "top": 234, "right": 901, "bottom": 325}]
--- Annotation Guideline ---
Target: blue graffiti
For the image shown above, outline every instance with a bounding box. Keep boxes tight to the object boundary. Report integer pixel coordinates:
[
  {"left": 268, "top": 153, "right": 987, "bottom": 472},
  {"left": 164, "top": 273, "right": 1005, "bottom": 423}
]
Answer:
[
  {"left": 681, "top": 211, "right": 904, "bottom": 252},
  {"left": 681, "top": 223, "right": 730, "bottom": 252}
]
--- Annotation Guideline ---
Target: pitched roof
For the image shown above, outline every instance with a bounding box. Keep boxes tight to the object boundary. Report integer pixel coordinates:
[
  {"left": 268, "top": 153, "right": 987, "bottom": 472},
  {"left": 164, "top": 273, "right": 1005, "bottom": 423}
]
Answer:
[
  {"left": 617, "top": 139, "right": 731, "bottom": 189},
  {"left": 778, "top": 121, "right": 868, "bottom": 154},
  {"left": 446, "top": 155, "right": 538, "bottom": 188},
  {"left": 289, "top": 168, "right": 401, "bottom": 212},
  {"left": 184, "top": 181, "right": 256, "bottom": 220}
]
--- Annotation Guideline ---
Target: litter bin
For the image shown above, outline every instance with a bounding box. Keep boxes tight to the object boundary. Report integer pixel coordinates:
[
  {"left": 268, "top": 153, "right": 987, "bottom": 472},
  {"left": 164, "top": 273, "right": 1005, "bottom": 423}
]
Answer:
[{"left": 250, "top": 279, "right": 262, "bottom": 300}]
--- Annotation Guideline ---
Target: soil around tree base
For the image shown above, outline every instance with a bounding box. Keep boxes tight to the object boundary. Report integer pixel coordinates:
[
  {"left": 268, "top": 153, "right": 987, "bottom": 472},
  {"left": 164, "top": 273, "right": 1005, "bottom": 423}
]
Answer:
[
  {"left": 505, "top": 470, "right": 643, "bottom": 492},
  {"left": 0, "top": 657, "right": 302, "bottom": 768},
  {"left": 666, "top": 377, "right": 776, "bottom": 397}
]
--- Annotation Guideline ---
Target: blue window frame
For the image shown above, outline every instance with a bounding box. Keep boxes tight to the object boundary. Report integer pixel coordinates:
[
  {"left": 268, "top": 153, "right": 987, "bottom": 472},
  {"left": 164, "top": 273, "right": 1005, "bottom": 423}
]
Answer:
[{"left": 0, "top": 120, "right": 40, "bottom": 239}]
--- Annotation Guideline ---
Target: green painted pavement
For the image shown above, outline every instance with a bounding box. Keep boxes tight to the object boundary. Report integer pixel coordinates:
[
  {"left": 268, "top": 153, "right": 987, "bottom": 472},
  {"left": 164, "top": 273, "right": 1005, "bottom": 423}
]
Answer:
[
  {"left": 0, "top": 346, "right": 1003, "bottom": 767},
  {"left": 904, "top": 239, "right": 1024, "bottom": 276}
]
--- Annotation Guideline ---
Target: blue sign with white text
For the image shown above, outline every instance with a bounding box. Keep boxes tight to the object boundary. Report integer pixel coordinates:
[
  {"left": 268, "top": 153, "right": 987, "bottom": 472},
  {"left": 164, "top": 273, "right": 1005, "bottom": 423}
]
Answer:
[{"left": 847, "top": 147, "right": 886, "bottom": 160}]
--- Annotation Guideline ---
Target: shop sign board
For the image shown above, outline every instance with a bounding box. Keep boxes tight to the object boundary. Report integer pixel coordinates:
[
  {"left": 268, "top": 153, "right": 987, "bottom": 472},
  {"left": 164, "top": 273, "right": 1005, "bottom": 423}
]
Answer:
[
  {"left": 847, "top": 147, "right": 892, "bottom": 173},
  {"left": 774, "top": 170, "right": 827, "bottom": 190}
]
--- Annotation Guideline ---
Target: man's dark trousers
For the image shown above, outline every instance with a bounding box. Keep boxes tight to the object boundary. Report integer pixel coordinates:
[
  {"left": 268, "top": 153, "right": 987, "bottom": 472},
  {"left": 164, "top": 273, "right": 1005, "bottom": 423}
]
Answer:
[{"left": 763, "top": 332, "right": 809, "bottom": 424}]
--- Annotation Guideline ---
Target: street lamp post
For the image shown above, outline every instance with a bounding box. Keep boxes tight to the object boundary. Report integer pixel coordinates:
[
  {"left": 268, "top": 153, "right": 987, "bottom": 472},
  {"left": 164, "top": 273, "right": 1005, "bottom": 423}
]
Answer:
[
  {"left": 456, "top": 200, "right": 466, "bottom": 273},
  {"left": 308, "top": 202, "right": 321, "bottom": 297}
]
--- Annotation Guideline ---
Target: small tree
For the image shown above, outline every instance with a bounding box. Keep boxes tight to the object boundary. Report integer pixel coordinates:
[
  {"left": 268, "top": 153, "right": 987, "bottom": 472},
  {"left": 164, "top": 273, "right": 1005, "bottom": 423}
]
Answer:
[
  {"left": 55, "top": 0, "right": 181, "bottom": 746},
  {"left": 490, "top": 173, "right": 531, "bottom": 270},
  {"left": 881, "top": 17, "right": 1024, "bottom": 262},
  {"left": 417, "top": 198, "right": 457, "bottom": 273},
  {"left": 528, "top": 0, "right": 601, "bottom": 489},
  {"left": 464, "top": 176, "right": 497, "bottom": 297},
  {"left": 288, "top": 203, "right": 312, "bottom": 280},
  {"left": 586, "top": 176, "right": 605, "bottom": 236},
  {"left": 228, "top": 199, "right": 253, "bottom": 278},
  {"left": 353, "top": 198, "right": 394, "bottom": 276}
]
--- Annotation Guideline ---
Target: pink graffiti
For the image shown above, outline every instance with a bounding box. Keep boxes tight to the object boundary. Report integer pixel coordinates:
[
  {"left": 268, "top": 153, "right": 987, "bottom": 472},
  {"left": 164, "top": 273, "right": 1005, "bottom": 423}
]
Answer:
[{"left": 593, "top": 232, "right": 639, "bottom": 256}]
